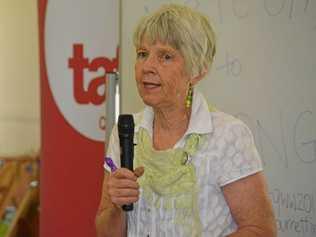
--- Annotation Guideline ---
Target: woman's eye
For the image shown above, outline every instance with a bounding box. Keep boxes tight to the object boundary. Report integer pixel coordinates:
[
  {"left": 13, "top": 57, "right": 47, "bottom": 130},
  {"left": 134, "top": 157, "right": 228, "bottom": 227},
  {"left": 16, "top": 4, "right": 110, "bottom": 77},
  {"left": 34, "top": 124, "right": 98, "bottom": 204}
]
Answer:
[
  {"left": 159, "top": 53, "right": 173, "bottom": 62},
  {"left": 163, "top": 54, "right": 172, "bottom": 61},
  {"left": 136, "top": 51, "right": 148, "bottom": 59}
]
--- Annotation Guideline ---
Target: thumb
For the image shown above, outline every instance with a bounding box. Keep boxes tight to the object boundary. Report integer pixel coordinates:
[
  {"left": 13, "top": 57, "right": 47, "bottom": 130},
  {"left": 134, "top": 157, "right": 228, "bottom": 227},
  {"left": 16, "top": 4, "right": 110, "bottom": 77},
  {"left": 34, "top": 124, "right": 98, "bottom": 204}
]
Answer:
[{"left": 134, "top": 166, "right": 145, "bottom": 178}]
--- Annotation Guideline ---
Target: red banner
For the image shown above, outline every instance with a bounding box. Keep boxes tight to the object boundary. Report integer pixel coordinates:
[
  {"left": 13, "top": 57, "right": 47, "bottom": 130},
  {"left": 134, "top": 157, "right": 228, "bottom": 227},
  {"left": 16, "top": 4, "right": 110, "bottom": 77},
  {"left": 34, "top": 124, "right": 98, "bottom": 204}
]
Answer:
[{"left": 38, "top": 0, "right": 118, "bottom": 236}]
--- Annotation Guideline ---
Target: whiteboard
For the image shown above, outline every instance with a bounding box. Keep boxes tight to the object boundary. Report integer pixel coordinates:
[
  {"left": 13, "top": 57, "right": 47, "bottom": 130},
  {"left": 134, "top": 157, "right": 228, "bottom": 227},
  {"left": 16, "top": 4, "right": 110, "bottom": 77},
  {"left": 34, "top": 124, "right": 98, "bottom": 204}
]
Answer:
[{"left": 120, "top": 1, "right": 316, "bottom": 236}]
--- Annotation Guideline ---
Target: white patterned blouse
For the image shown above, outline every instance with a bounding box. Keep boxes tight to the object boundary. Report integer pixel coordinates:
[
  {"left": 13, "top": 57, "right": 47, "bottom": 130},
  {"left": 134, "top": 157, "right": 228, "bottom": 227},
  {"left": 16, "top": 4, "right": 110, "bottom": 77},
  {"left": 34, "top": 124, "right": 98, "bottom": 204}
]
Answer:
[{"left": 105, "top": 91, "right": 263, "bottom": 237}]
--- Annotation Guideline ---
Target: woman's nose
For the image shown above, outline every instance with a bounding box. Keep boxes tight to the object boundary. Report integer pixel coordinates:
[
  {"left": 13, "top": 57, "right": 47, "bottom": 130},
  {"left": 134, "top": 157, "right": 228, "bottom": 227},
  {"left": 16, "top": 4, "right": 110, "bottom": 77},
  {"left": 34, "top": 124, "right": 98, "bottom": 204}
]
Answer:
[{"left": 142, "top": 54, "right": 158, "bottom": 72}]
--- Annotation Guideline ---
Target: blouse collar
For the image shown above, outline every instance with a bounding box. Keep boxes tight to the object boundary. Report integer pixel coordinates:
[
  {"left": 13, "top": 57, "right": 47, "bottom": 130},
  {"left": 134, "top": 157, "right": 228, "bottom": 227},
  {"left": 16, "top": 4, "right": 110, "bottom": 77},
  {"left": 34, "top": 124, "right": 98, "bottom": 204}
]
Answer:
[{"left": 135, "top": 90, "right": 214, "bottom": 138}]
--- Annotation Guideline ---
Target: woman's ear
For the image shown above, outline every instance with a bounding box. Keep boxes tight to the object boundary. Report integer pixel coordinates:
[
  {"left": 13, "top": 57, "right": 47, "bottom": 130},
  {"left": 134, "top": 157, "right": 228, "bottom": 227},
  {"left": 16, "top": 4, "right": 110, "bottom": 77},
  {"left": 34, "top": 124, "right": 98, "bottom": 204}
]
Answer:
[{"left": 190, "top": 68, "right": 208, "bottom": 85}]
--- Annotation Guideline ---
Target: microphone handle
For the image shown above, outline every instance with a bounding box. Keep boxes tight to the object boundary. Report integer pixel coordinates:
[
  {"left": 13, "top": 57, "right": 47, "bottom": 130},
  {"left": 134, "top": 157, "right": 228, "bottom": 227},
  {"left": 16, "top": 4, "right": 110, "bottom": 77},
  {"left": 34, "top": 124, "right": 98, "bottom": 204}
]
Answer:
[
  {"left": 122, "top": 203, "right": 133, "bottom": 211},
  {"left": 120, "top": 134, "right": 134, "bottom": 211}
]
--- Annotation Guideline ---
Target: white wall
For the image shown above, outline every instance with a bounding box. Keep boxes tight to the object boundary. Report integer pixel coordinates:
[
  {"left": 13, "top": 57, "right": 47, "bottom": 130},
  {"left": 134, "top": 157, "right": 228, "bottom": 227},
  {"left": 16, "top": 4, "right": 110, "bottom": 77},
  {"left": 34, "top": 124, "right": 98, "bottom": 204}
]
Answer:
[{"left": 0, "top": 0, "right": 40, "bottom": 156}]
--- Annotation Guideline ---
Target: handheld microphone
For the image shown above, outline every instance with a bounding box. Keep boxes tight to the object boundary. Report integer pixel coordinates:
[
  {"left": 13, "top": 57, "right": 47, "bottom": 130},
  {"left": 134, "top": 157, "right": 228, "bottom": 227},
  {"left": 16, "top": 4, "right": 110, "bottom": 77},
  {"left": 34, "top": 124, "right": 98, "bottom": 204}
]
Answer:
[{"left": 118, "top": 114, "right": 135, "bottom": 211}]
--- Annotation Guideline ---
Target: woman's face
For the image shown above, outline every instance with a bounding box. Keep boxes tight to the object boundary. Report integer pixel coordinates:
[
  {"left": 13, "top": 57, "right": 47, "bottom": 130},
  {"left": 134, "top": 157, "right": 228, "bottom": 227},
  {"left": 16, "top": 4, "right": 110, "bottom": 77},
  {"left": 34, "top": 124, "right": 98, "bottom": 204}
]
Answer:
[{"left": 135, "top": 39, "right": 191, "bottom": 109}]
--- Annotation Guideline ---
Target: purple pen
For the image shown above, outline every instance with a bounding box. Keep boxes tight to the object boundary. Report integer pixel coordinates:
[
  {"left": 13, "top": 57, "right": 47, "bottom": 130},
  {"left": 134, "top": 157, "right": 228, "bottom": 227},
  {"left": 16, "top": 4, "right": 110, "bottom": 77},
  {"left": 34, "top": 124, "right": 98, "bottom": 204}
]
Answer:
[{"left": 105, "top": 157, "right": 117, "bottom": 172}]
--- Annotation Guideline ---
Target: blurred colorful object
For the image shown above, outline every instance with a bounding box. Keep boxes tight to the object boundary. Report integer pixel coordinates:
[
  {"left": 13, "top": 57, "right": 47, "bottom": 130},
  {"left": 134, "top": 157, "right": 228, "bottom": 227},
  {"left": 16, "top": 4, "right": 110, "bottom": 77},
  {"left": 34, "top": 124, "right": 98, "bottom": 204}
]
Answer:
[{"left": 0, "top": 155, "right": 39, "bottom": 237}]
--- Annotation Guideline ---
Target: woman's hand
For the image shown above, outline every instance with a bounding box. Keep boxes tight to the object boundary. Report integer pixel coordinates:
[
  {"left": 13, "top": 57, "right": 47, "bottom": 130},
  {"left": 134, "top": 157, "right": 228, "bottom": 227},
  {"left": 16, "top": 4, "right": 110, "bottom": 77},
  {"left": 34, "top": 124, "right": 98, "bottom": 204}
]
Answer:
[{"left": 107, "top": 167, "right": 144, "bottom": 206}]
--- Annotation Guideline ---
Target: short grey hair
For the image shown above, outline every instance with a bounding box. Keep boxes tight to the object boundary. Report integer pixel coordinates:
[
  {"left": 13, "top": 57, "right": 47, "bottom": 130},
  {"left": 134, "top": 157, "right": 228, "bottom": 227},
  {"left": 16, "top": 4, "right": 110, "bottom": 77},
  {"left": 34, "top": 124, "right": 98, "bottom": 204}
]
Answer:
[{"left": 133, "top": 4, "right": 216, "bottom": 77}]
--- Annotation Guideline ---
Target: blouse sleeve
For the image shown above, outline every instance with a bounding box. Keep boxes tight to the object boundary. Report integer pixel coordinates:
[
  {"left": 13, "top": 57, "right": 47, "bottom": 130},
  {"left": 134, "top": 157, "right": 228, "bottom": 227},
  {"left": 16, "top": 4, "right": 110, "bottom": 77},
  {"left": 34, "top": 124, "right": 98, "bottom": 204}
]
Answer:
[
  {"left": 216, "top": 121, "right": 263, "bottom": 187},
  {"left": 104, "top": 124, "right": 121, "bottom": 172}
]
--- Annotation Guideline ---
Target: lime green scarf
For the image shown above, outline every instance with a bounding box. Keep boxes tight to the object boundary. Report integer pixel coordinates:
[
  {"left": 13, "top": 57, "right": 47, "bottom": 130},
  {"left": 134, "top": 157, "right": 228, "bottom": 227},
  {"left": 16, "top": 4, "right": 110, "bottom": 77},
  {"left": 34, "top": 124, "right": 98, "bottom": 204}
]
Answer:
[{"left": 134, "top": 127, "right": 206, "bottom": 236}]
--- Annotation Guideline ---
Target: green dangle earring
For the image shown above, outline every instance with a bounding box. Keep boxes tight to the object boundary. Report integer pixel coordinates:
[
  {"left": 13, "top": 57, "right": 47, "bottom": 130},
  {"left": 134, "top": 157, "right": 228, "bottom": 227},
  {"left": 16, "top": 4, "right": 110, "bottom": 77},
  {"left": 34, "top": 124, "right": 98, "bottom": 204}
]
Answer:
[{"left": 185, "top": 82, "right": 193, "bottom": 108}]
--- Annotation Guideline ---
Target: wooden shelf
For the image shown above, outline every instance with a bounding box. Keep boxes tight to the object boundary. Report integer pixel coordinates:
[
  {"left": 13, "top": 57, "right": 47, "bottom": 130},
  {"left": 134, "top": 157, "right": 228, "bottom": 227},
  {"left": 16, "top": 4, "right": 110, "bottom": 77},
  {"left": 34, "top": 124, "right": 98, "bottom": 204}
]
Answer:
[{"left": 0, "top": 155, "right": 39, "bottom": 237}]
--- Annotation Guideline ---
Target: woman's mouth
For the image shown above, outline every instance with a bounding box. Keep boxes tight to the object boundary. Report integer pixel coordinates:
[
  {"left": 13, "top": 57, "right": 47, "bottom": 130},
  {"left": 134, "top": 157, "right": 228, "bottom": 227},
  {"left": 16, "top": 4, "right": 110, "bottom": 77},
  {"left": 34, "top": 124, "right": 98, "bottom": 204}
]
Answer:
[{"left": 143, "top": 82, "right": 161, "bottom": 89}]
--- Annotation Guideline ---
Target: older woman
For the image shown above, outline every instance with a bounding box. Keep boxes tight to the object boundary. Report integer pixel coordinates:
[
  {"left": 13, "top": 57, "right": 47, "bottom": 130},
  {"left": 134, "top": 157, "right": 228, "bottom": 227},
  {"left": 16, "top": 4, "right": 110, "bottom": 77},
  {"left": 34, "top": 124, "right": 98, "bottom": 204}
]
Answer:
[{"left": 96, "top": 4, "right": 276, "bottom": 237}]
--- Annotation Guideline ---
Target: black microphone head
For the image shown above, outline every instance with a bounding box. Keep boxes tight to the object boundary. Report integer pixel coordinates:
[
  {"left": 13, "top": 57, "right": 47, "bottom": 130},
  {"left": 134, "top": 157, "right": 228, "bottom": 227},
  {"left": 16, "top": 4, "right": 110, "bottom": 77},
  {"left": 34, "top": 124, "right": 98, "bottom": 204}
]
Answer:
[{"left": 118, "top": 114, "right": 134, "bottom": 135}]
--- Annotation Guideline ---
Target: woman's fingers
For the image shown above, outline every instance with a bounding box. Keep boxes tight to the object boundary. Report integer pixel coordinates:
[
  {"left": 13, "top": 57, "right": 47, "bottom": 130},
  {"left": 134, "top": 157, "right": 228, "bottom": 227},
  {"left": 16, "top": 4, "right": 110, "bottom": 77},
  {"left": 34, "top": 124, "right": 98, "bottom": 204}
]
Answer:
[
  {"left": 112, "top": 168, "right": 137, "bottom": 181},
  {"left": 134, "top": 166, "right": 144, "bottom": 177},
  {"left": 111, "top": 196, "right": 139, "bottom": 206},
  {"left": 106, "top": 167, "right": 145, "bottom": 206},
  {"left": 108, "top": 178, "right": 139, "bottom": 189},
  {"left": 108, "top": 185, "right": 140, "bottom": 206},
  {"left": 108, "top": 188, "right": 139, "bottom": 198}
]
